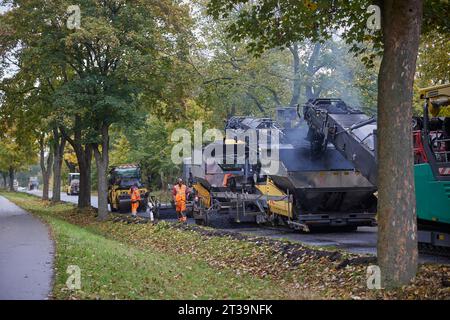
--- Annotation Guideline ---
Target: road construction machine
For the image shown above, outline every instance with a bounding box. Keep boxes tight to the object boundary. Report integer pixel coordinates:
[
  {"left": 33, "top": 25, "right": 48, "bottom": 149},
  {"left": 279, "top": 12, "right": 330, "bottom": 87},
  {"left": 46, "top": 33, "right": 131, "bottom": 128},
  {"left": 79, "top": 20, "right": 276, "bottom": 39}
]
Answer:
[
  {"left": 183, "top": 118, "right": 275, "bottom": 225},
  {"left": 107, "top": 164, "right": 148, "bottom": 213},
  {"left": 186, "top": 83, "right": 449, "bottom": 248},
  {"left": 303, "top": 85, "right": 450, "bottom": 249},
  {"left": 414, "top": 84, "right": 450, "bottom": 249},
  {"left": 185, "top": 109, "right": 377, "bottom": 230},
  {"left": 66, "top": 173, "right": 80, "bottom": 195}
]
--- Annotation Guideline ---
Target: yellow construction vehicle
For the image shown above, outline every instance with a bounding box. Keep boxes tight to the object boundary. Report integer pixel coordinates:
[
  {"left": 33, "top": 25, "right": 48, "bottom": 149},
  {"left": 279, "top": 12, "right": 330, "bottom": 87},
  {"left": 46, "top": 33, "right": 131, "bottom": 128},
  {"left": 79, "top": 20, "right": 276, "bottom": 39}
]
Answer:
[
  {"left": 107, "top": 164, "right": 148, "bottom": 213},
  {"left": 255, "top": 178, "right": 293, "bottom": 219},
  {"left": 420, "top": 84, "right": 450, "bottom": 117}
]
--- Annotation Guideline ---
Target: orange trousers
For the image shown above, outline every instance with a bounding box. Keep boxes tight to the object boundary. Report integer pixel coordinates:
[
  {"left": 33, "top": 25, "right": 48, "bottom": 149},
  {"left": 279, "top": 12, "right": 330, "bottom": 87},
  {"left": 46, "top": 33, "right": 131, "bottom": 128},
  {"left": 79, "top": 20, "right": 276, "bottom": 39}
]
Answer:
[
  {"left": 176, "top": 200, "right": 186, "bottom": 222},
  {"left": 131, "top": 201, "right": 139, "bottom": 214},
  {"left": 176, "top": 200, "right": 186, "bottom": 213}
]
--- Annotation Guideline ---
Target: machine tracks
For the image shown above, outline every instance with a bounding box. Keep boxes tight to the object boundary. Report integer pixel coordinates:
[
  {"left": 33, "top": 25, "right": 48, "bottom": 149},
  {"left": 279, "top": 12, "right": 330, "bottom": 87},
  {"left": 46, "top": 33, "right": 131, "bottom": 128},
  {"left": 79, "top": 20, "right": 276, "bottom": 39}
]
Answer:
[{"left": 419, "top": 243, "right": 450, "bottom": 258}]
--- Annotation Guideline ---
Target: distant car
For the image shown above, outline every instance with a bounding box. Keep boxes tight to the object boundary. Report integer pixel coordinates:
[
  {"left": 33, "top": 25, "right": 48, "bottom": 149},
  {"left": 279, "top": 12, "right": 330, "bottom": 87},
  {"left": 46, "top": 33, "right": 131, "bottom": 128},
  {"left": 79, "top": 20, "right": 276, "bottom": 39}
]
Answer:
[
  {"left": 67, "top": 173, "right": 80, "bottom": 195},
  {"left": 28, "top": 176, "right": 39, "bottom": 190}
]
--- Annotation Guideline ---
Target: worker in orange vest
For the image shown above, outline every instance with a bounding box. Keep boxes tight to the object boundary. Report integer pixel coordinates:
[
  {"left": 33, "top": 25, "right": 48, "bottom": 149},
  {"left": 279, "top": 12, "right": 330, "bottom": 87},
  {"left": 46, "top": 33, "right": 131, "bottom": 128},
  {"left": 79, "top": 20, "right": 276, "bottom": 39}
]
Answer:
[
  {"left": 172, "top": 178, "right": 189, "bottom": 223},
  {"left": 129, "top": 184, "right": 141, "bottom": 218}
]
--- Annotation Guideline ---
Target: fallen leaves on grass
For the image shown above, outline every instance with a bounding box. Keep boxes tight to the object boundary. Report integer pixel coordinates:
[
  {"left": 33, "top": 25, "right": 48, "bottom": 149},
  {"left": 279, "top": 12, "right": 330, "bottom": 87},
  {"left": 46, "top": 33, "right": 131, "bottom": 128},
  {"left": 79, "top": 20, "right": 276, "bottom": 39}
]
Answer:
[{"left": 5, "top": 193, "right": 450, "bottom": 300}]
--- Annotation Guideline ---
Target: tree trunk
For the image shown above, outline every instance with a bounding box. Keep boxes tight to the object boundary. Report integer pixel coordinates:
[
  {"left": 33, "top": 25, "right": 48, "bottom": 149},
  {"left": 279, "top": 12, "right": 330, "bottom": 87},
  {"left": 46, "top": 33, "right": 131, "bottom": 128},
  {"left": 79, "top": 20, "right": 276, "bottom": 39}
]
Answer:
[
  {"left": 305, "top": 43, "right": 322, "bottom": 100},
  {"left": 60, "top": 117, "right": 92, "bottom": 210},
  {"left": 39, "top": 135, "right": 54, "bottom": 201},
  {"left": 160, "top": 171, "right": 165, "bottom": 191},
  {"left": 64, "top": 159, "right": 77, "bottom": 173},
  {"left": 93, "top": 124, "right": 110, "bottom": 220},
  {"left": 227, "top": 105, "right": 236, "bottom": 118},
  {"left": 52, "top": 127, "right": 66, "bottom": 203},
  {"left": 77, "top": 145, "right": 92, "bottom": 209},
  {"left": 1, "top": 172, "right": 7, "bottom": 188},
  {"left": 8, "top": 166, "right": 14, "bottom": 192},
  {"left": 377, "top": 0, "right": 423, "bottom": 288},
  {"left": 289, "top": 43, "right": 301, "bottom": 107}
]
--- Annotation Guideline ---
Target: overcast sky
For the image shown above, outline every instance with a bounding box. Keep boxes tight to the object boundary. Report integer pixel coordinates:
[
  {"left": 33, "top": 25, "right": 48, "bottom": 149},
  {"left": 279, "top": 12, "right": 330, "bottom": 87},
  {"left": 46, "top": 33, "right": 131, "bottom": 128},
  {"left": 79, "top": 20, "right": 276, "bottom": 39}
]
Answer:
[{"left": 0, "top": 3, "right": 10, "bottom": 14}]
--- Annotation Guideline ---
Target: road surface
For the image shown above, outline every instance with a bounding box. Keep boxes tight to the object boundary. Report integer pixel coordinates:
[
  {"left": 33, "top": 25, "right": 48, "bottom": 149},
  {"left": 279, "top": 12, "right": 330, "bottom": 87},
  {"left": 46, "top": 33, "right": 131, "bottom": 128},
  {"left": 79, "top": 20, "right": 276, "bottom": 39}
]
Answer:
[
  {"left": 0, "top": 196, "right": 54, "bottom": 299},
  {"left": 26, "top": 190, "right": 450, "bottom": 264}
]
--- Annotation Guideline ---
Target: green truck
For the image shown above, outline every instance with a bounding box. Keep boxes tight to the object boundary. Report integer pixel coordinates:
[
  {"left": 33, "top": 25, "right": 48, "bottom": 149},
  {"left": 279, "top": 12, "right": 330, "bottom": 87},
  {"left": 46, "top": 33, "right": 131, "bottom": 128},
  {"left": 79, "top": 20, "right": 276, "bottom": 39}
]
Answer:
[{"left": 414, "top": 84, "right": 450, "bottom": 248}]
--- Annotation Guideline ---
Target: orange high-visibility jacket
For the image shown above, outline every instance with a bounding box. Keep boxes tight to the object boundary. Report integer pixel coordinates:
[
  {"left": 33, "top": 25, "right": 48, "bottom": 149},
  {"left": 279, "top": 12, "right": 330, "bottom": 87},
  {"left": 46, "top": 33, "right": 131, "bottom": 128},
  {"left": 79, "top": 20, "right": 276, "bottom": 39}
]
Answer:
[
  {"left": 130, "top": 188, "right": 141, "bottom": 203},
  {"left": 172, "top": 184, "right": 188, "bottom": 203}
]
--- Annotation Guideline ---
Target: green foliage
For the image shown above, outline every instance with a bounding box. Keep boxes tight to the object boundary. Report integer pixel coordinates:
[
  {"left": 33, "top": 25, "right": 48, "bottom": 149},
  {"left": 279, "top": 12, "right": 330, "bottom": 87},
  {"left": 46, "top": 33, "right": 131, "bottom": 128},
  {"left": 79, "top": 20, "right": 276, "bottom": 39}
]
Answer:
[
  {"left": 2, "top": 0, "right": 446, "bottom": 187},
  {"left": 193, "top": 3, "right": 379, "bottom": 117},
  {"left": 109, "top": 98, "right": 215, "bottom": 188},
  {"left": 206, "top": 0, "right": 448, "bottom": 67},
  {"left": 1, "top": 0, "right": 198, "bottom": 196},
  {"left": 416, "top": 31, "right": 450, "bottom": 85},
  {"left": 0, "top": 124, "right": 37, "bottom": 173},
  {"left": 207, "top": 0, "right": 383, "bottom": 64},
  {"left": 0, "top": 0, "right": 383, "bottom": 181},
  {"left": 413, "top": 30, "right": 450, "bottom": 114}
]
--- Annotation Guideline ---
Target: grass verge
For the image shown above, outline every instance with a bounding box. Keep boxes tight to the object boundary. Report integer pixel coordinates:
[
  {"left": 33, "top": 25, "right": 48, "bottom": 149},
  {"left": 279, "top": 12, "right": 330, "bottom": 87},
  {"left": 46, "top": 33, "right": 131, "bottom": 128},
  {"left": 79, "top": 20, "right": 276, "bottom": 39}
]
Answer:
[{"left": 1, "top": 191, "right": 449, "bottom": 300}]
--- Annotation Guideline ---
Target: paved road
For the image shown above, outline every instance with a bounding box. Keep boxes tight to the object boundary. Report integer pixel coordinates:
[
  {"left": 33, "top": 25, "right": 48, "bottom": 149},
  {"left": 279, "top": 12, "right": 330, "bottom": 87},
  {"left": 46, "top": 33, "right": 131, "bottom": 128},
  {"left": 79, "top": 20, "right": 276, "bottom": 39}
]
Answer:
[
  {"left": 26, "top": 190, "right": 450, "bottom": 265},
  {"left": 27, "top": 189, "right": 99, "bottom": 208},
  {"left": 0, "top": 196, "right": 54, "bottom": 299}
]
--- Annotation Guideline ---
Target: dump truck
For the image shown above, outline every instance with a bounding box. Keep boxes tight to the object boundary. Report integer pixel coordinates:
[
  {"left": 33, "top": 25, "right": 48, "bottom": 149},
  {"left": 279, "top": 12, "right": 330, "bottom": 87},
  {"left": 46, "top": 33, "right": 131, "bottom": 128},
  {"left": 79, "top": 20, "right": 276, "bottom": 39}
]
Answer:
[
  {"left": 107, "top": 164, "right": 148, "bottom": 213},
  {"left": 66, "top": 173, "right": 80, "bottom": 195}
]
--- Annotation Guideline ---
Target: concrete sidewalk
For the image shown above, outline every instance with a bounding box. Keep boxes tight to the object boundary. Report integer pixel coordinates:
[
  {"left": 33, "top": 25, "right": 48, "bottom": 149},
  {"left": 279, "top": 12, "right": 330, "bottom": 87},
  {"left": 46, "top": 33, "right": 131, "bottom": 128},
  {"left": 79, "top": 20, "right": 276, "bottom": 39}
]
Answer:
[{"left": 0, "top": 196, "right": 54, "bottom": 299}]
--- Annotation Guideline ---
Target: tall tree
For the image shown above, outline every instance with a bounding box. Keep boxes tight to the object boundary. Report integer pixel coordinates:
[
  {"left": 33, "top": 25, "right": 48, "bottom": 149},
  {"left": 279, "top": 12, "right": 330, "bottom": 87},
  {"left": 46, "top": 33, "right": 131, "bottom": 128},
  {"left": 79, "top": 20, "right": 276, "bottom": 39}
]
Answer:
[
  {"left": 54, "top": 0, "right": 192, "bottom": 219},
  {"left": 192, "top": 4, "right": 376, "bottom": 119},
  {"left": 376, "top": 0, "right": 422, "bottom": 286},
  {"left": 51, "top": 126, "right": 66, "bottom": 202},
  {"left": 207, "top": 0, "right": 449, "bottom": 287},
  {"left": 1, "top": 0, "right": 193, "bottom": 218},
  {"left": 0, "top": 124, "right": 37, "bottom": 191}
]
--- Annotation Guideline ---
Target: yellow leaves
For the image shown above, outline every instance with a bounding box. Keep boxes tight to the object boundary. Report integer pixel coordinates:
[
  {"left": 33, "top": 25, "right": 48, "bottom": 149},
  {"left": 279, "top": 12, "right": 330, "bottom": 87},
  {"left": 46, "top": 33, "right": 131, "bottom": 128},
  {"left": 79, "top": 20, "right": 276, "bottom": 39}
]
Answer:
[
  {"left": 63, "top": 146, "right": 78, "bottom": 166},
  {"left": 109, "top": 134, "right": 132, "bottom": 166},
  {"left": 303, "top": 0, "right": 318, "bottom": 11}
]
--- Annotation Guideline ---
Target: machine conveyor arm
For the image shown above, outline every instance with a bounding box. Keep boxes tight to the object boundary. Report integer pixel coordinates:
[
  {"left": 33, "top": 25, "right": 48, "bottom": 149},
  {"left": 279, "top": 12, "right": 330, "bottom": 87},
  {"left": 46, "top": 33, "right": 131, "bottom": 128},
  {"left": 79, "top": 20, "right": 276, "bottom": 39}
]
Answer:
[{"left": 303, "top": 99, "right": 378, "bottom": 186}]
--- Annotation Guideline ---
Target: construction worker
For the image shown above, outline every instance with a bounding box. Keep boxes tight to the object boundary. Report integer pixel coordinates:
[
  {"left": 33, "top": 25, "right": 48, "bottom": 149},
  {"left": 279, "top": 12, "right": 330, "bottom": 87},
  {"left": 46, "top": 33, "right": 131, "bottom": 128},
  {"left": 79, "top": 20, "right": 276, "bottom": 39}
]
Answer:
[
  {"left": 129, "top": 183, "right": 141, "bottom": 218},
  {"left": 172, "top": 178, "right": 189, "bottom": 223}
]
